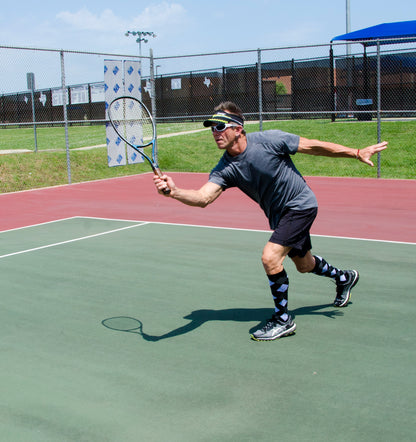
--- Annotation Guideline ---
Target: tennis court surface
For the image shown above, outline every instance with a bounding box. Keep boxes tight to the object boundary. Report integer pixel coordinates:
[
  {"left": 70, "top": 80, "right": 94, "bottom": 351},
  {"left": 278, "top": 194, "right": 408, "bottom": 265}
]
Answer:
[{"left": 1, "top": 174, "right": 415, "bottom": 441}]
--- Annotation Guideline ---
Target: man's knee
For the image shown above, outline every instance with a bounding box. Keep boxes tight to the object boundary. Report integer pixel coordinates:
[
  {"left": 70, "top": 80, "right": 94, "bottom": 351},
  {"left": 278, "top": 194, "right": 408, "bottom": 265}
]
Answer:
[
  {"left": 261, "top": 248, "right": 277, "bottom": 270},
  {"left": 261, "top": 242, "right": 290, "bottom": 274}
]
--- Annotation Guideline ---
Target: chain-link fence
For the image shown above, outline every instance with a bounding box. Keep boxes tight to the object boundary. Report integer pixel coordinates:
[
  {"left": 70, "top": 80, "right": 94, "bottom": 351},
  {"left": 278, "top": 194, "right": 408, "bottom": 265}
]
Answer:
[{"left": 1, "top": 39, "right": 415, "bottom": 192}]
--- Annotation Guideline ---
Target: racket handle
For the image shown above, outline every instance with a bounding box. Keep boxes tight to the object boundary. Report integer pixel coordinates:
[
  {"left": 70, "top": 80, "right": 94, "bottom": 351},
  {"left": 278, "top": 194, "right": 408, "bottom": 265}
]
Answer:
[{"left": 154, "top": 167, "right": 171, "bottom": 195}]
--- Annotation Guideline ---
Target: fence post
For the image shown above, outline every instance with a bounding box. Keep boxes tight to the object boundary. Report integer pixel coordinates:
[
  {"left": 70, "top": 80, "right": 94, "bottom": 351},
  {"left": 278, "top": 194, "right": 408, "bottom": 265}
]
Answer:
[
  {"left": 150, "top": 48, "right": 156, "bottom": 119},
  {"left": 222, "top": 67, "right": 227, "bottom": 101},
  {"left": 27, "top": 73, "right": 38, "bottom": 152},
  {"left": 60, "top": 50, "right": 71, "bottom": 184},
  {"left": 257, "top": 48, "right": 263, "bottom": 131},
  {"left": 376, "top": 40, "right": 381, "bottom": 178},
  {"left": 291, "top": 59, "right": 295, "bottom": 118},
  {"left": 330, "top": 45, "right": 336, "bottom": 122},
  {"left": 189, "top": 71, "right": 194, "bottom": 117},
  {"left": 149, "top": 48, "right": 158, "bottom": 166}
]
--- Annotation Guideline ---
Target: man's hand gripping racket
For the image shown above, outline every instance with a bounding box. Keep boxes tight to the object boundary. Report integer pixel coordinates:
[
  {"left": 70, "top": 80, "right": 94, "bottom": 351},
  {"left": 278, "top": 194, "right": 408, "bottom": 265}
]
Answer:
[{"left": 108, "top": 96, "right": 170, "bottom": 194}]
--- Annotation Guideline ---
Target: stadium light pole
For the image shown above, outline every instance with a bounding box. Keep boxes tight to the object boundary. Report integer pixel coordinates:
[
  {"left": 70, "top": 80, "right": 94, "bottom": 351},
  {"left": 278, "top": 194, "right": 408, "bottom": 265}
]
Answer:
[
  {"left": 346, "top": 0, "right": 351, "bottom": 56},
  {"left": 125, "top": 30, "right": 157, "bottom": 59},
  {"left": 345, "top": 0, "right": 352, "bottom": 112}
]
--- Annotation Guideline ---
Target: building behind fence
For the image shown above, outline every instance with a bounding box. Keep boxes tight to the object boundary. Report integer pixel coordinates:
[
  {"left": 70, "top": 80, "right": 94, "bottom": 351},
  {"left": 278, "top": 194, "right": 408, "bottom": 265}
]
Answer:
[{"left": 0, "top": 39, "right": 415, "bottom": 191}]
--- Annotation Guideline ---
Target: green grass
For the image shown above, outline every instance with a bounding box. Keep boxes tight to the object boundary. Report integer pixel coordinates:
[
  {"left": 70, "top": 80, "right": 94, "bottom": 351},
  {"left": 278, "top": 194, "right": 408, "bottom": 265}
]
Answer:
[
  {"left": 0, "top": 119, "right": 415, "bottom": 193},
  {"left": 0, "top": 123, "right": 204, "bottom": 152},
  {"left": 0, "top": 125, "right": 106, "bottom": 151}
]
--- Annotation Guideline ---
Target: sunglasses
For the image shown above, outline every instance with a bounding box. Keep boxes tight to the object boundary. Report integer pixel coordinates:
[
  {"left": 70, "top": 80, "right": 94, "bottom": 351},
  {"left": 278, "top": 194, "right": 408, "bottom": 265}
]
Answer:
[{"left": 211, "top": 123, "right": 238, "bottom": 132}]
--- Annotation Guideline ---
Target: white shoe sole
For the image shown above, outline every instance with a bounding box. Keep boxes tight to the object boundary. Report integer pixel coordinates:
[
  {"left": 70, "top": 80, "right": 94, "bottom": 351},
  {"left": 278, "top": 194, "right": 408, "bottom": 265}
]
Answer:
[{"left": 250, "top": 322, "right": 297, "bottom": 341}]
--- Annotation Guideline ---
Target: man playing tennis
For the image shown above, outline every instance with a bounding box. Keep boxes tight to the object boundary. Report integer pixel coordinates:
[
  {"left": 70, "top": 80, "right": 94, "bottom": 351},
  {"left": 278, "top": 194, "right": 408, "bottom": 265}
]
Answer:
[{"left": 153, "top": 102, "right": 388, "bottom": 341}]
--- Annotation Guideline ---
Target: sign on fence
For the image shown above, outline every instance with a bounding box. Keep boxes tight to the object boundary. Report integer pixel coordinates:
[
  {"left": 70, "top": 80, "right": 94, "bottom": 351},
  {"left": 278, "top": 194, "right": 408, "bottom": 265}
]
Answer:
[{"left": 104, "top": 59, "right": 144, "bottom": 167}]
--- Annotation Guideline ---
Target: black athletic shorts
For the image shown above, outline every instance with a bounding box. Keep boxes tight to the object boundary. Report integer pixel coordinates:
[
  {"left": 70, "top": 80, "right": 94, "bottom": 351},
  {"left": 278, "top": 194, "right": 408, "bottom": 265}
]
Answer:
[{"left": 269, "top": 207, "right": 318, "bottom": 258}]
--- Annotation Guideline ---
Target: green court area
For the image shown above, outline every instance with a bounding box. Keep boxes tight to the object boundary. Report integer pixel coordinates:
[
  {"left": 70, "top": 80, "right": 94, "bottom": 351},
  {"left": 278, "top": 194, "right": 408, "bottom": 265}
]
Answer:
[{"left": 1, "top": 217, "right": 415, "bottom": 441}]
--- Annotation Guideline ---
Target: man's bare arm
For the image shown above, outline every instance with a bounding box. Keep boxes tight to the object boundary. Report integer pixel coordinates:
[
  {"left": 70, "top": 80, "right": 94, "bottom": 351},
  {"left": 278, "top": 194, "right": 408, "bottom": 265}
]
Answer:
[
  {"left": 153, "top": 175, "right": 223, "bottom": 207},
  {"left": 297, "top": 137, "right": 388, "bottom": 167}
]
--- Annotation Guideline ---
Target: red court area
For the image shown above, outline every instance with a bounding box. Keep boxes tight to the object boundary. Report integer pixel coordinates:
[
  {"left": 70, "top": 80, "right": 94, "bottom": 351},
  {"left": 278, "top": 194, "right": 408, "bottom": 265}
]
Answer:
[{"left": 1, "top": 173, "right": 416, "bottom": 243}]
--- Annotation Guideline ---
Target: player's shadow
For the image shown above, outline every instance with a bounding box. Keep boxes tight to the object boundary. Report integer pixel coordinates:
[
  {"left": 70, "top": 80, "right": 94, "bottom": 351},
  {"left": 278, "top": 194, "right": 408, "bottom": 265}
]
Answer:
[{"left": 102, "top": 303, "right": 343, "bottom": 342}]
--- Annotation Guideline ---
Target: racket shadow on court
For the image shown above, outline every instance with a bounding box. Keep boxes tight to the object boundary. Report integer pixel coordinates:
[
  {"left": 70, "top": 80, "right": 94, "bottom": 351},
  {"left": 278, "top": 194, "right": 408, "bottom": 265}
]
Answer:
[{"left": 102, "top": 304, "right": 343, "bottom": 342}]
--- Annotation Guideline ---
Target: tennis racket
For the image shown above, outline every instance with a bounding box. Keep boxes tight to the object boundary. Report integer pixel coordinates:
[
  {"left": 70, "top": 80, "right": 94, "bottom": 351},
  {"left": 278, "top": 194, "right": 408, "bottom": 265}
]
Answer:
[{"left": 108, "top": 96, "right": 170, "bottom": 194}]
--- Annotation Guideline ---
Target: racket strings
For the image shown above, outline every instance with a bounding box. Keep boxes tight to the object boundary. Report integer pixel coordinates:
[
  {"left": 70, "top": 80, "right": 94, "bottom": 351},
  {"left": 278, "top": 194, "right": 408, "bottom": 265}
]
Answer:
[
  {"left": 109, "top": 98, "right": 155, "bottom": 146},
  {"left": 118, "top": 118, "right": 153, "bottom": 145}
]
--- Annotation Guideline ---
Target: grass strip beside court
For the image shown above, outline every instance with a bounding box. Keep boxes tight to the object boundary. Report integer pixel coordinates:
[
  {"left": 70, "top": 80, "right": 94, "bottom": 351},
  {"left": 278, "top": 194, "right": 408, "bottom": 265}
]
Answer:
[{"left": 0, "top": 119, "right": 415, "bottom": 192}]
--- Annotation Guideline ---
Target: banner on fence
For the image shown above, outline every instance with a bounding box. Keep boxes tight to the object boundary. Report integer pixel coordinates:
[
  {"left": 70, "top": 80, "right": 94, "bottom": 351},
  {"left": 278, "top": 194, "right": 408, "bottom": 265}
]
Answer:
[{"left": 104, "top": 60, "right": 144, "bottom": 167}]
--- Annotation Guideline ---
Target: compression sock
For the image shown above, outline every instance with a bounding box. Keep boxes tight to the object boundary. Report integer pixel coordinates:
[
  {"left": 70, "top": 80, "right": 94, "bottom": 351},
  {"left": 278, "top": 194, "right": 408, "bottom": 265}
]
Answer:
[
  {"left": 267, "top": 269, "right": 289, "bottom": 322},
  {"left": 311, "top": 255, "right": 347, "bottom": 283}
]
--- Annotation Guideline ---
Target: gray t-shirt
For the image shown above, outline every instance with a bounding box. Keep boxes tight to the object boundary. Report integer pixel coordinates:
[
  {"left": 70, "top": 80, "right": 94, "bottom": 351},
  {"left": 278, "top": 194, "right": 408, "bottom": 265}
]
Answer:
[{"left": 209, "top": 130, "right": 318, "bottom": 229}]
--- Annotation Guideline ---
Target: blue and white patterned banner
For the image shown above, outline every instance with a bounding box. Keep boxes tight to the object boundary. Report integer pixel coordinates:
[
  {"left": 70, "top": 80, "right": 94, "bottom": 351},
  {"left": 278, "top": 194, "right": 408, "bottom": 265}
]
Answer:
[
  {"left": 123, "top": 60, "right": 143, "bottom": 165},
  {"left": 104, "top": 60, "right": 144, "bottom": 167}
]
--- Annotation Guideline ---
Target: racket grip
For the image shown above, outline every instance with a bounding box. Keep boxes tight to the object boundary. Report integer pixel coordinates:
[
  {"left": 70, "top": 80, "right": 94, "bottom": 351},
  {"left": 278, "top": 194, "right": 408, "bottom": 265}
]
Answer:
[{"left": 154, "top": 167, "right": 171, "bottom": 195}]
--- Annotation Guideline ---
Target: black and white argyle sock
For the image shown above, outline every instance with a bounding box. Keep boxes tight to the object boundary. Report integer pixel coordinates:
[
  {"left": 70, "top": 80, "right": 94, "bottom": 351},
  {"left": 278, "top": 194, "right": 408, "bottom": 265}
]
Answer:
[
  {"left": 267, "top": 269, "right": 289, "bottom": 322},
  {"left": 311, "top": 255, "right": 347, "bottom": 283}
]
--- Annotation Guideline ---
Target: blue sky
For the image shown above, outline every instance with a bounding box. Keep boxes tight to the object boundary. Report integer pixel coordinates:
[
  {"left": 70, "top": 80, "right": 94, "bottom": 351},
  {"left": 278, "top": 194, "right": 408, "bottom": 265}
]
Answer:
[
  {"left": 0, "top": 1, "right": 415, "bottom": 91},
  {"left": 1, "top": 0, "right": 414, "bottom": 57}
]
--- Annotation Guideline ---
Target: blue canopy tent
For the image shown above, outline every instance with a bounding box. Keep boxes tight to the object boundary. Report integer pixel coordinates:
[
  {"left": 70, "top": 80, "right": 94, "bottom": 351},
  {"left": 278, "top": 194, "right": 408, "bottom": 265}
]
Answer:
[
  {"left": 331, "top": 20, "right": 416, "bottom": 46},
  {"left": 330, "top": 21, "right": 416, "bottom": 120}
]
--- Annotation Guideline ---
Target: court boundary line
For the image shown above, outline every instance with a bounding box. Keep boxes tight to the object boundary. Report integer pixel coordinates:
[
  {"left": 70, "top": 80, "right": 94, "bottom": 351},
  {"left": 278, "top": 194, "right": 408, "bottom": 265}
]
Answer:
[
  {"left": 1, "top": 215, "right": 414, "bottom": 247},
  {"left": 80, "top": 216, "right": 416, "bottom": 246},
  {"left": 0, "top": 216, "right": 86, "bottom": 234},
  {"left": 0, "top": 220, "right": 149, "bottom": 260}
]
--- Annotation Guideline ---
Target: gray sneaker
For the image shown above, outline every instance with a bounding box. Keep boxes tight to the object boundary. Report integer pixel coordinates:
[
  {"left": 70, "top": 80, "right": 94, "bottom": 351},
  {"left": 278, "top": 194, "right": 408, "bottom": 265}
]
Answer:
[
  {"left": 334, "top": 270, "right": 359, "bottom": 307},
  {"left": 251, "top": 315, "right": 296, "bottom": 341}
]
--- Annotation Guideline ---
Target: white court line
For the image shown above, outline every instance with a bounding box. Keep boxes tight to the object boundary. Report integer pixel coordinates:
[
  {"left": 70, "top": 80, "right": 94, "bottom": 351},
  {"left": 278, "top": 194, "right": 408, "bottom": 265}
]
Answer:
[
  {"left": 78, "top": 216, "right": 416, "bottom": 246},
  {"left": 0, "top": 221, "right": 149, "bottom": 260},
  {"left": 1, "top": 216, "right": 415, "bottom": 250},
  {"left": 0, "top": 216, "right": 85, "bottom": 234}
]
